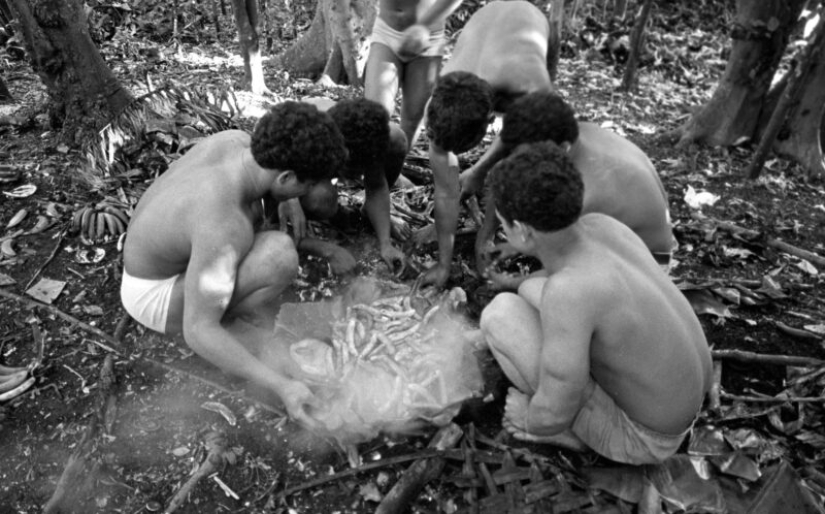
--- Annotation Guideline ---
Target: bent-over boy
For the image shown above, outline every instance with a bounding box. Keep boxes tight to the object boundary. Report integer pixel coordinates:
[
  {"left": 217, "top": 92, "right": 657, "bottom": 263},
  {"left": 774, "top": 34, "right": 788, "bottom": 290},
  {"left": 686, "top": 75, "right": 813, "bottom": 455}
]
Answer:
[
  {"left": 479, "top": 91, "right": 675, "bottom": 283},
  {"left": 419, "top": 0, "right": 557, "bottom": 287},
  {"left": 479, "top": 141, "right": 711, "bottom": 464},
  {"left": 121, "top": 102, "right": 348, "bottom": 428}
]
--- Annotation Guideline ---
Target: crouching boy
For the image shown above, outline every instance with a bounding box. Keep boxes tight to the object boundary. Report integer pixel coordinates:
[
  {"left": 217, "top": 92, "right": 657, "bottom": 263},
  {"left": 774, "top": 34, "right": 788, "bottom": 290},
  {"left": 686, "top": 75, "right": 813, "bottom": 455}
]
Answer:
[{"left": 479, "top": 142, "right": 711, "bottom": 464}]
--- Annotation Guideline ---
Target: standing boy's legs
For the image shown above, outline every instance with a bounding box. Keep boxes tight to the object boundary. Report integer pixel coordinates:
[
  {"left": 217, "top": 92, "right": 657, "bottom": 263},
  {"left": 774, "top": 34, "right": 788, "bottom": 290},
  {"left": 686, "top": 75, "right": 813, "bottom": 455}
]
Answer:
[
  {"left": 399, "top": 56, "right": 440, "bottom": 150},
  {"left": 365, "top": 43, "right": 403, "bottom": 118}
]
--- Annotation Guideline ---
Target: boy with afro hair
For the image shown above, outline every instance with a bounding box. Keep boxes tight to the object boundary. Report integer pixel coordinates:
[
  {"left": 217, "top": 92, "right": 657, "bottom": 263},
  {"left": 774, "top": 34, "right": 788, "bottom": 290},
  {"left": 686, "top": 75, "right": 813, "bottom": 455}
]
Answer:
[
  {"left": 476, "top": 91, "right": 674, "bottom": 285},
  {"left": 278, "top": 97, "right": 411, "bottom": 274},
  {"left": 122, "top": 101, "right": 348, "bottom": 429},
  {"left": 416, "top": 0, "right": 558, "bottom": 288},
  {"left": 479, "top": 141, "right": 711, "bottom": 464}
]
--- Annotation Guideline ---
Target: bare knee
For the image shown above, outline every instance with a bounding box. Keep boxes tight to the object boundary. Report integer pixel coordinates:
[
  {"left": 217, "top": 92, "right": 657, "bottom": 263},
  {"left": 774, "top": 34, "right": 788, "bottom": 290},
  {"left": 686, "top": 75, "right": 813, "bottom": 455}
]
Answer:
[
  {"left": 385, "top": 124, "right": 409, "bottom": 184},
  {"left": 254, "top": 231, "right": 299, "bottom": 278},
  {"left": 480, "top": 293, "right": 522, "bottom": 348}
]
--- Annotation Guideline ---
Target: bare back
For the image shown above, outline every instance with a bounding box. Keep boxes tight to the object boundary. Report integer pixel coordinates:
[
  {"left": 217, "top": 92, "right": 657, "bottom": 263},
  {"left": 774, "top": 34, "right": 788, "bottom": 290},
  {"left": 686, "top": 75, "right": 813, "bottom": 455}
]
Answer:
[
  {"left": 123, "top": 131, "right": 257, "bottom": 279},
  {"left": 540, "top": 214, "right": 711, "bottom": 433},
  {"left": 444, "top": 1, "right": 552, "bottom": 97},
  {"left": 573, "top": 123, "right": 673, "bottom": 254}
]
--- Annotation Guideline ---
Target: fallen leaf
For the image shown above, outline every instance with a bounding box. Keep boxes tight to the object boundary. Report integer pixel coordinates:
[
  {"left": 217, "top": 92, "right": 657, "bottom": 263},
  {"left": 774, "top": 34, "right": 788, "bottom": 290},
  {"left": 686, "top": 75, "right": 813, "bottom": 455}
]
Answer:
[
  {"left": 684, "top": 185, "right": 720, "bottom": 210},
  {"left": 171, "top": 446, "right": 190, "bottom": 457},
  {"left": 26, "top": 278, "right": 66, "bottom": 304},
  {"left": 794, "top": 259, "right": 818, "bottom": 276}
]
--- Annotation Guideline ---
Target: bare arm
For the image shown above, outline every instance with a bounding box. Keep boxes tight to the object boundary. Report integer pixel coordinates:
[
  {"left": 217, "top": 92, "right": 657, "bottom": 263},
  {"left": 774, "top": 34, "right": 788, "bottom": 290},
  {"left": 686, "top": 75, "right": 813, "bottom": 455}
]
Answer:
[
  {"left": 416, "top": 0, "right": 465, "bottom": 27},
  {"left": 363, "top": 164, "right": 406, "bottom": 271},
  {"left": 507, "top": 281, "right": 593, "bottom": 436},
  {"left": 183, "top": 221, "right": 319, "bottom": 426},
  {"left": 460, "top": 135, "right": 507, "bottom": 201},
  {"left": 298, "top": 237, "right": 357, "bottom": 276},
  {"left": 531, "top": 285, "right": 593, "bottom": 434},
  {"left": 420, "top": 142, "right": 460, "bottom": 287}
]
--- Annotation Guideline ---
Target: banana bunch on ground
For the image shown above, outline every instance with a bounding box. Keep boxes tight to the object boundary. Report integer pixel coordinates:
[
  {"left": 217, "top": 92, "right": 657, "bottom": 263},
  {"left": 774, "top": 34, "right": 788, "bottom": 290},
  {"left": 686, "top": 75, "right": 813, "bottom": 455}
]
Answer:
[
  {"left": 70, "top": 199, "right": 131, "bottom": 243},
  {"left": 0, "top": 362, "right": 36, "bottom": 402}
]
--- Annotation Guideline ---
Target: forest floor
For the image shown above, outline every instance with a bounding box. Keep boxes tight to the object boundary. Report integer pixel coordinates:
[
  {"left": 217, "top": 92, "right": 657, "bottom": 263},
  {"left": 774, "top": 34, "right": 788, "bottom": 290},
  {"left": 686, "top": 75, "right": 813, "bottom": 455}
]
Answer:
[{"left": 1, "top": 3, "right": 825, "bottom": 513}]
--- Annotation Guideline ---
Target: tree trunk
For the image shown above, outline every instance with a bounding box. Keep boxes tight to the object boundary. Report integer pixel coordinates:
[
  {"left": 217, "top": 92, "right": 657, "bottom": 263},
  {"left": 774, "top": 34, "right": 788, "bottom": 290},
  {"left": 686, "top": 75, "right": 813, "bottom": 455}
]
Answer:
[
  {"left": 772, "top": 15, "right": 825, "bottom": 178},
  {"left": 231, "top": 0, "right": 268, "bottom": 93},
  {"left": 278, "top": 0, "right": 376, "bottom": 85},
  {"left": 620, "top": 0, "right": 653, "bottom": 91},
  {"left": 0, "top": 74, "right": 12, "bottom": 103},
  {"left": 677, "top": 0, "right": 807, "bottom": 148},
  {"left": 7, "top": 0, "right": 133, "bottom": 146},
  {"left": 546, "top": 0, "right": 563, "bottom": 81}
]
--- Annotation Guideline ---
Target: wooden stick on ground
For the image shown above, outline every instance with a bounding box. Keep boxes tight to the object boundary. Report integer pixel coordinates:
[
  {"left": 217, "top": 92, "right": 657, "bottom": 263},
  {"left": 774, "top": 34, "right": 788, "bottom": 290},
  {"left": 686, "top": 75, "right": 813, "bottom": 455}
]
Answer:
[
  {"left": 164, "top": 430, "right": 228, "bottom": 514},
  {"left": 712, "top": 349, "right": 824, "bottom": 368},
  {"left": 375, "top": 423, "right": 464, "bottom": 514},
  {"left": 43, "top": 355, "right": 118, "bottom": 513}
]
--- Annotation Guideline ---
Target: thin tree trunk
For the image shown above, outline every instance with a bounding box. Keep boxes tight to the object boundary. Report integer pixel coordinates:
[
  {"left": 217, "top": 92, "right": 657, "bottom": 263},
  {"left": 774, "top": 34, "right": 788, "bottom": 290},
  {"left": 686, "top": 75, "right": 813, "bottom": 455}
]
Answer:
[
  {"left": 677, "top": 0, "right": 807, "bottom": 149},
  {"left": 7, "top": 0, "right": 133, "bottom": 145},
  {"left": 620, "top": 0, "right": 653, "bottom": 91},
  {"left": 278, "top": 0, "right": 376, "bottom": 83},
  {"left": 749, "top": 12, "right": 825, "bottom": 179},
  {"left": 0, "top": 74, "right": 12, "bottom": 103},
  {"left": 546, "top": 0, "right": 563, "bottom": 81},
  {"left": 210, "top": 0, "right": 222, "bottom": 37},
  {"left": 773, "top": 12, "right": 825, "bottom": 178},
  {"left": 0, "top": 0, "right": 13, "bottom": 26},
  {"left": 231, "top": 0, "right": 268, "bottom": 93}
]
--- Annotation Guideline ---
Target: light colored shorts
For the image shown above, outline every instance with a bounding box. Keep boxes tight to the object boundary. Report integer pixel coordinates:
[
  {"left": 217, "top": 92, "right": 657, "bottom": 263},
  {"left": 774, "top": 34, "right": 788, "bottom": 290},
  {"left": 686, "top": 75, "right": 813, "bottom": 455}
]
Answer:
[
  {"left": 371, "top": 17, "right": 446, "bottom": 63},
  {"left": 571, "top": 380, "right": 691, "bottom": 465},
  {"left": 121, "top": 269, "right": 179, "bottom": 334}
]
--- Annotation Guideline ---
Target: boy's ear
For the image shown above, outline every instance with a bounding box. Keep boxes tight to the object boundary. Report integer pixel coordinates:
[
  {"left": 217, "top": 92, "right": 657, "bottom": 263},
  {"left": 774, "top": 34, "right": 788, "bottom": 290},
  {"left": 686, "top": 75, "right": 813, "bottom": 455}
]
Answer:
[
  {"left": 514, "top": 220, "right": 535, "bottom": 243},
  {"left": 276, "top": 169, "right": 297, "bottom": 184}
]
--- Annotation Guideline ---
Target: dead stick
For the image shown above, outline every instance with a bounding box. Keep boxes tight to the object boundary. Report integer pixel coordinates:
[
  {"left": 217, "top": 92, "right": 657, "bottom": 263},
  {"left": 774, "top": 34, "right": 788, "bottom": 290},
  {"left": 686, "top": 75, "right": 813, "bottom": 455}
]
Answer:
[
  {"left": 721, "top": 392, "right": 825, "bottom": 404},
  {"left": 708, "top": 361, "right": 722, "bottom": 413},
  {"left": 712, "top": 349, "right": 824, "bottom": 368},
  {"left": 375, "top": 423, "right": 464, "bottom": 514},
  {"left": 273, "top": 448, "right": 446, "bottom": 502},
  {"left": 24, "top": 230, "right": 65, "bottom": 290},
  {"left": 0, "top": 286, "right": 122, "bottom": 354},
  {"left": 704, "top": 215, "right": 825, "bottom": 267},
  {"left": 164, "top": 431, "right": 227, "bottom": 514},
  {"left": 142, "top": 358, "right": 285, "bottom": 417}
]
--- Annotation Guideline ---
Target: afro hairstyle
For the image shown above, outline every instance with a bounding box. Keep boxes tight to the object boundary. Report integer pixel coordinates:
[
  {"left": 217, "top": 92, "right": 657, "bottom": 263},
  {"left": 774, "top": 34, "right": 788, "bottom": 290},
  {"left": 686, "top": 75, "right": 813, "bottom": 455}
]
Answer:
[
  {"left": 251, "top": 101, "right": 348, "bottom": 183},
  {"left": 426, "top": 71, "right": 494, "bottom": 154},
  {"left": 488, "top": 141, "right": 584, "bottom": 233},
  {"left": 500, "top": 91, "right": 578, "bottom": 151},
  {"left": 327, "top": 98, "right": 390, "bottom": 180}
]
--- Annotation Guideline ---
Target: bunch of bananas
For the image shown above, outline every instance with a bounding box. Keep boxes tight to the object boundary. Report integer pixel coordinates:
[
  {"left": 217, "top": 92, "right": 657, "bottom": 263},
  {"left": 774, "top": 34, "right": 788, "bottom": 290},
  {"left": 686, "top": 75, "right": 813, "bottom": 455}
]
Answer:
[
  {"left": 0, "top": 362, "right": 36, "bottom": 402},
  {"left": 71, "top": 199, "right": 131, "bottom": 243}
]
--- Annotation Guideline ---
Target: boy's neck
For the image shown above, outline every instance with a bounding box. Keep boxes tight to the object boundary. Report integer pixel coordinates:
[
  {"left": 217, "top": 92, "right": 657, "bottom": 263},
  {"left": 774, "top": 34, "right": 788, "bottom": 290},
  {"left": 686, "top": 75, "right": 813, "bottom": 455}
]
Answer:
[
  {"left": 532, "top": 223, "right": 584, "bottom": 273},
  {"left": 240, "top": 148, "right": 278, "bottom": 200}
]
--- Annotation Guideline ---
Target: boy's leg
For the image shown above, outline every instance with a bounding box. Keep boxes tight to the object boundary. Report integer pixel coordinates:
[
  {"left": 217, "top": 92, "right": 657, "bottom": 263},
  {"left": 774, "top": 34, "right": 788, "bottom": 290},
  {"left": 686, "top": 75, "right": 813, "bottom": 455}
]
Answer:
[
  {"left": 163, "top": 230, "right": 299, "bottom": 335},
  {"left": 386, "top": 124, "right": 409, "bottom": 187},
  {"left": 399, "top": 56, "right": 440, "bottom": 150},
  {"left": 365, "top": 43, "right": 403, "bottom": 117},
  {"left": 479, "top": 291, "right": 544, "bottom": 394}
]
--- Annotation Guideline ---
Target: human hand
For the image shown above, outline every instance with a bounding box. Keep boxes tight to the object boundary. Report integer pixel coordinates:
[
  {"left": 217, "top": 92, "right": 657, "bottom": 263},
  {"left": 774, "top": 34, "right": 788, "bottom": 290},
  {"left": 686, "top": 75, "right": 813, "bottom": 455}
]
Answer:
[
  {"left": 327, "top": 246, "right": 358, "bottom": 276},
  {"left": 419, "top": 262, "right": 450, "bottom": 289},
  {"left": 459, "top": 168, "right": 484, "bottom": 202},
  {"left": 486, "top": 269, "right": 528, "bottom": 291},
  {"left": 380, "top": 243, "right": 407, "bottom": 276},
  {"left": 278, "top": 198, "right": 308, "bottom": 241},
  {"left": 399, "top": 24, "right": 429, "bottom": 59},
  {"left": 390, "top": 215, "right": 412, "bottom": 241},
  {"left": 279, "top": 379, "right": 323, "bottom": 430}
]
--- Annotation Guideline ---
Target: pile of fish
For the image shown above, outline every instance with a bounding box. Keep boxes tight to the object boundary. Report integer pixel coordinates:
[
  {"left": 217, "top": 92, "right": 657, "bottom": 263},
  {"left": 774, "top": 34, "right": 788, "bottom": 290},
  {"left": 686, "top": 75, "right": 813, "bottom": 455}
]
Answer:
[{"left": 289, "top": 285, "right": 482, "bottom": 442}]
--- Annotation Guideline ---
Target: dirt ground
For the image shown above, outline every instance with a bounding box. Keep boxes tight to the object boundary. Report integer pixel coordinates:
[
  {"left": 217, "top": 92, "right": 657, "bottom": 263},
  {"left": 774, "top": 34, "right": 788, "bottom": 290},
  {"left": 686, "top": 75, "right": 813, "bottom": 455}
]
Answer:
[{"left": 2, "top": 5, "right": 825, "bottom": 513}]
